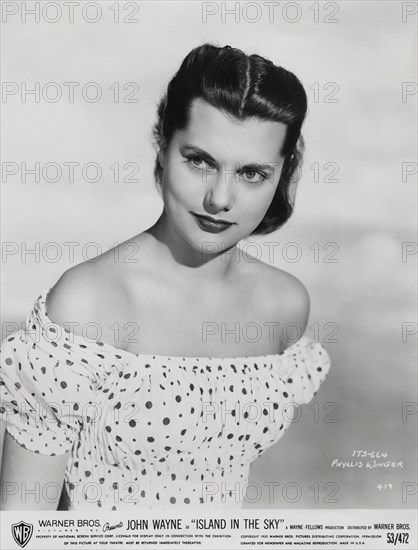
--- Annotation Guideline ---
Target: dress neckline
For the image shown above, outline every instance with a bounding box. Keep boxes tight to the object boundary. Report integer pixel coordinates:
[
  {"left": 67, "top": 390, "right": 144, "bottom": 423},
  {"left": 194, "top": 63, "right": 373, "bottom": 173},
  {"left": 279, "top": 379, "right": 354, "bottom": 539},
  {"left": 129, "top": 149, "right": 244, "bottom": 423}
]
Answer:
[{"left": 38, "top": 288, "right": 311, "bottom": 362}]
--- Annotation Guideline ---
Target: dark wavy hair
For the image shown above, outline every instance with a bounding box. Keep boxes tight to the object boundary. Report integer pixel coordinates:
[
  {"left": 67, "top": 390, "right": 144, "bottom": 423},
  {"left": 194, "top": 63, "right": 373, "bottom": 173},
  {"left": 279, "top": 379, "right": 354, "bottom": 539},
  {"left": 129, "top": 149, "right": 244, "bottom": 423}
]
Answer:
[{"left": 152, "top": 43, "right": 308, "bottom": 235}]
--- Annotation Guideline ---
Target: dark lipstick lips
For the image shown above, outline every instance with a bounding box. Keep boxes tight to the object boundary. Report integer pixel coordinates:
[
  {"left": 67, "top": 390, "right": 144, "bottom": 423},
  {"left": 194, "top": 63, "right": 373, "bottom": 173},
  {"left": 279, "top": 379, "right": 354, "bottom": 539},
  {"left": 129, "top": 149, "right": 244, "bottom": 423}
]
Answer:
[{"left": 192, "top": 213, "right": 234, "bottom": 225}]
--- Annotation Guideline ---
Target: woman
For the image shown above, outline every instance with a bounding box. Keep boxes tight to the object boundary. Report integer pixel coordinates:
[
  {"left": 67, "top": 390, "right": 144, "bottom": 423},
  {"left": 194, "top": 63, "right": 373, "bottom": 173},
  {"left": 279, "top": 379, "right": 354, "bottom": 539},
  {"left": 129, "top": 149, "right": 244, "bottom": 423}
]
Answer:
[{"left": 0, "top": 43, "right": 331, "bottom": 510}]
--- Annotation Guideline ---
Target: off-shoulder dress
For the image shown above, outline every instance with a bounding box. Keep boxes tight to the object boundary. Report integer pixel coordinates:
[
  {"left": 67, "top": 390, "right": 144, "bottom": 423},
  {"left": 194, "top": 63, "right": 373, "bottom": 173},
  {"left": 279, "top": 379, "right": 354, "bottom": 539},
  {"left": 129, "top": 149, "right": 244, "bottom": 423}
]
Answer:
[{"left": 0, "top": 290, "right": 331, "bottom": 510}]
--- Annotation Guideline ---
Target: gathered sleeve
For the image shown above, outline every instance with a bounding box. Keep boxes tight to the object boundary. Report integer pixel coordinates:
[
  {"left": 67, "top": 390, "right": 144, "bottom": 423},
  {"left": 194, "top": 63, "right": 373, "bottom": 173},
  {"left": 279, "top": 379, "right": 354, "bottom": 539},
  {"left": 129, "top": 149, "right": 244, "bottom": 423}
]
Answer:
[
  {"left": 0, "top": 301, "right": 98, "bottom": 456},
  {"left": 275, "top": 336, "right": 331, "bottom": 406}
]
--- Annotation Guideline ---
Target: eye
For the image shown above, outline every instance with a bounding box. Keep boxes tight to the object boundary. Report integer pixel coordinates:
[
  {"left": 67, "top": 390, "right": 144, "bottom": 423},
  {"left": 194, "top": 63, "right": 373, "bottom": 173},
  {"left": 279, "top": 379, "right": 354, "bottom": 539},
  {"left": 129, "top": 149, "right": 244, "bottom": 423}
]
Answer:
[
  {"left": 242, "top": 170, "right": 266, "bottom": 184},
  {"left": 187, "top": 156, "right": 216, "bottom": 173}
]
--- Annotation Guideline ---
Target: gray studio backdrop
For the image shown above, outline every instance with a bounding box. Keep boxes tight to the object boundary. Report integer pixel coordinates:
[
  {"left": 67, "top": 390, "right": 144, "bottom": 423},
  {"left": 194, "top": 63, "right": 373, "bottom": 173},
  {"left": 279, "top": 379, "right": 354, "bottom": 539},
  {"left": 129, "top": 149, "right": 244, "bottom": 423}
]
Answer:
[{"left": 1, "top": 1, "right": 417, "bottom": 509}]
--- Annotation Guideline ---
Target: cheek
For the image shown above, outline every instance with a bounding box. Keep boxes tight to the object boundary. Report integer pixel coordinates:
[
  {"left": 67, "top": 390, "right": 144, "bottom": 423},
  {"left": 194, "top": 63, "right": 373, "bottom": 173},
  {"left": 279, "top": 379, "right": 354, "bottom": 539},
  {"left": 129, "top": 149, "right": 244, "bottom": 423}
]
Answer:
[
  {"left": 238, "top": 186, "right": 277, "bottom": 219},
  {"left": 164, "top": 162, "right": 199, "bottom": 204}
]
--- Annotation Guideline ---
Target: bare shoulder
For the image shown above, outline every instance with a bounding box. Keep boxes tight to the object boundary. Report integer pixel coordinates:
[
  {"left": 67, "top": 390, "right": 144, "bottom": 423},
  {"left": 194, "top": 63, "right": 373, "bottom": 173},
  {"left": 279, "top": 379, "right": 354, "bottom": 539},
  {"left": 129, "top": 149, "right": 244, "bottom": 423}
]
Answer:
[
  {"left": 45, "top": 246, "right": 130, "bottom": 337},
  {"left": 245, "top": 258, "right": 310, "bottom": 345},
  {"left": 46, "top": 261, "right": 103, "bottom": 334},
  {"left": 45, "top": 235, "right": 148, "bottom": 339}
]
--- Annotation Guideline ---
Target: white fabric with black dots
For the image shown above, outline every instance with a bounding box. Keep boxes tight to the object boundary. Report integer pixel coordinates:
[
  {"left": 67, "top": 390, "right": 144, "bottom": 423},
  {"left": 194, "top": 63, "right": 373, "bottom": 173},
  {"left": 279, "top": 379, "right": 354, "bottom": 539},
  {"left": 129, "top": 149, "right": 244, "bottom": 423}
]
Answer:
[{"left": 0, "top": 290, "right": 331, "bottom": 510}]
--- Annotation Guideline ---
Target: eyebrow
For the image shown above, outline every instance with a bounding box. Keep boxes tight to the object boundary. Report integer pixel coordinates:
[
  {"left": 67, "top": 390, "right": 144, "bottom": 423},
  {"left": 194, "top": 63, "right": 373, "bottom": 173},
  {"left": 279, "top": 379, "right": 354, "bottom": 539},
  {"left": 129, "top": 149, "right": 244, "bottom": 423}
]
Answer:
[{"left": 180, "top": 144, "right": 279, "bottom": 173}]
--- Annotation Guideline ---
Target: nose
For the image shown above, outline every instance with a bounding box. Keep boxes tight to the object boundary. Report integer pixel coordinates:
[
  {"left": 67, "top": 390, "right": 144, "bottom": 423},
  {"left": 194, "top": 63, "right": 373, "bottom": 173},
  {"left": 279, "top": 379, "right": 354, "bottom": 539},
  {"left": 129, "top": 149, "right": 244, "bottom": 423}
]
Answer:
[{"left": 203, "top": 169, "right": 236, "bottom": 213}]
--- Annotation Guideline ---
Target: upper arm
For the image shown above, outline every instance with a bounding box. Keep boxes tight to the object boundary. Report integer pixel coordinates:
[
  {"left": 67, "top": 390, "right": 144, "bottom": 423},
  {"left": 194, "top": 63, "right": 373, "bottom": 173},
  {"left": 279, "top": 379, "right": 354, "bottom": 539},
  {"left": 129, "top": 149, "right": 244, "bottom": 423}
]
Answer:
[
  {"left": 0, "top": 430, "right": 69, "bottom": 510},
  {"left": 1, "top": 269, "right": 99, "bottom": 510},
  {"left": 0, "top": 420, "right": 5, "bottom": 475}
]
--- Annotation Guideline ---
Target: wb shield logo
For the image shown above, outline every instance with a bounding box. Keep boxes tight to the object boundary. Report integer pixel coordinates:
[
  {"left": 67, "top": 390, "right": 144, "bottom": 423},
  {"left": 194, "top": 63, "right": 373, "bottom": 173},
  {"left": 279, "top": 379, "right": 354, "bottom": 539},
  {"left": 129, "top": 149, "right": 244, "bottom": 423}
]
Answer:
[{"left": 11, "top": 521, "right": 33, "bottom": 548}]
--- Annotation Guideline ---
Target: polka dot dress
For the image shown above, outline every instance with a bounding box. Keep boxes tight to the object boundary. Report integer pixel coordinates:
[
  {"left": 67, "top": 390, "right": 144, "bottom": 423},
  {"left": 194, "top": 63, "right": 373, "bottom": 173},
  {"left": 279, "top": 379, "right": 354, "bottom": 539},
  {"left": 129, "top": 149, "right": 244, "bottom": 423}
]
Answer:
[{"left": 0, "top": 290, "right": 331, "bottom": 510}]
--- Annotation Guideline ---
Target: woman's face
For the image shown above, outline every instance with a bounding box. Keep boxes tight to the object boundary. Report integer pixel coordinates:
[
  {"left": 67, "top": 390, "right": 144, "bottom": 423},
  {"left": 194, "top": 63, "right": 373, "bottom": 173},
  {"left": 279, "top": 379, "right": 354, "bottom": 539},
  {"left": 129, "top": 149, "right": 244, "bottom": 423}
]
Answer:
[{"left": 158, "top": 98, "right": 287, "bottom": 254}]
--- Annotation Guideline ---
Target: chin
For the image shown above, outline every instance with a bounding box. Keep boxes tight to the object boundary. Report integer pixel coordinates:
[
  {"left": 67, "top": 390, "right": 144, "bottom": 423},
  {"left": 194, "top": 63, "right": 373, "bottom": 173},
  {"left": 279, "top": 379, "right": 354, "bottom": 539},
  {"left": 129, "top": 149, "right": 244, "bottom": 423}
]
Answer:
[
  {"left": 186, "top": 230, "right": 233, "bottom": 254},
  {"left": 185, "top": 226, "right": 239, "bottom": 257}
]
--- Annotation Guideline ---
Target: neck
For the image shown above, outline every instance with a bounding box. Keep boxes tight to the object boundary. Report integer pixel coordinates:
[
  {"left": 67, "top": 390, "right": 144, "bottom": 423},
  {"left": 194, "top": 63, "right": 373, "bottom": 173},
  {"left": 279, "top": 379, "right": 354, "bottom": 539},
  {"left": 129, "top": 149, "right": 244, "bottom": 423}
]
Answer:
[{"left": 144, "top": 211, "right": 240, "bottom": 282}]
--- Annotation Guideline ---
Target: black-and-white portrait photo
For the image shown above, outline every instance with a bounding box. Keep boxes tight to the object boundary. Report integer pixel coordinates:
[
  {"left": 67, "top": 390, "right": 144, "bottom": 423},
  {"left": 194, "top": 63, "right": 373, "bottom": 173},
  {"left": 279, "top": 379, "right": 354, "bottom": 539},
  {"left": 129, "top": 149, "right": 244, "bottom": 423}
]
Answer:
[{"left": 1, "top": 1, "right": 416, "bottom": 549}]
